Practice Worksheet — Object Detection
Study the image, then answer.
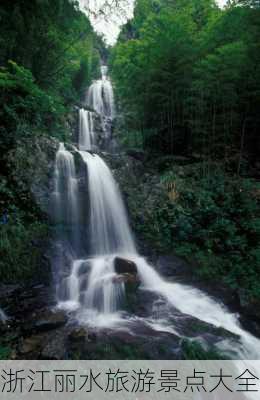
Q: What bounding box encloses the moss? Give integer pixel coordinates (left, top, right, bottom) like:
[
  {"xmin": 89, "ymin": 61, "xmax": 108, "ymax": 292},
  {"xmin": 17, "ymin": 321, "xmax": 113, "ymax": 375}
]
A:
[
  {"xmin": 0, "ymin": 343, "xmax": 12, "ymax": 360},
  {"xmin": 0, "ymin": 347, "xmax": 11, "ymax": 360},
  {"xmin": 181, "ymin": 339, "xmax": 225, "ymax": 360},
  {"xmin": 0, "ymin": 218, "xmax": 50, "ymax": 284}
]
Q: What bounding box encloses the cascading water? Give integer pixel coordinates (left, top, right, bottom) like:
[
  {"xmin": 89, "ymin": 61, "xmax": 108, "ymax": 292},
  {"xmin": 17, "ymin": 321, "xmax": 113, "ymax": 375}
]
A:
[
  {"xmin": 86, "ymin": 65, "xmax": 115, "ymax": 150},
  {"xmin": 79, "ymin": 109, "xmax": 95, "ymax": 151},
  {"xmin": 53, "ymin": 143, "xmax": 79, "ymax": 250},
  {"xmin": 87, "ymin": 65, "xmax": 115, "ymax": 119},
  {"xmin": 54, "ymin": 144, "xmax": 79, "ymax": 225},
  {"xmin": 53, "ymin": 65, "xmax": 260, "ymax": 360},
  {"xmin": 79, "ymin": 151, "xmax": 136, "ymax": 256},
  {"xmin": 76, "ymin": 151, "xmax": 136, "ymax": 318}
]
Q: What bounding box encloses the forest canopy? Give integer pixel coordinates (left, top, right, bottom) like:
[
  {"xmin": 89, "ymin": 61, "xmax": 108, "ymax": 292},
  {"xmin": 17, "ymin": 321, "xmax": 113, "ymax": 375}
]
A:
[
  {"xmin": 0, "ymin": 0, "xmax": 101, "ymax": 152},
  {"xmin": 111, "ymin": 0, "xmax": 260, "ymax": 172}
]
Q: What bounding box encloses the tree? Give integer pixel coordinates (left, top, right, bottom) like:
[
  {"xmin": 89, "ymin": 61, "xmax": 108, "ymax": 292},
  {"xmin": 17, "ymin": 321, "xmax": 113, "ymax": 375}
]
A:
[{"xmin": 111, "ymin": 0, "xmax": 260, "ymax": 168}]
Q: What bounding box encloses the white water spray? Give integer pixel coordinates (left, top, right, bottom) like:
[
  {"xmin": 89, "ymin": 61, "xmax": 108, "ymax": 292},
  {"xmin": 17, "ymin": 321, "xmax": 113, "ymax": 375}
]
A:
[
  {"xmin": 76, "ymin": 151, "xmax": 136, "ymax": 314},
  {"xmin": 79, "ymin": 109, "xmax": 95, "ymax": 151},
  {"xmin": 79, "ymin": 151, "xmax": 136, "ymax": 256},
  {"xmin": 132, "ymin": 256, "xmax": 260, "ymax": 359},
  {"xmin": 54, "ymin": 143, "xmax": 79, "ymax": 227},
  {"xmin": 87, "ymin": 68, "xmax": 115, "ymax": 119}
]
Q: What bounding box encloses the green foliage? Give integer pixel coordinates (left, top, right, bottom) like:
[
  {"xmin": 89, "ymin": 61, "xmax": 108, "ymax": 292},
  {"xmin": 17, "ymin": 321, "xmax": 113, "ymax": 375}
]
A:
[
  {"xmin": 0, "ymin": 344, "xmax": 12, "ymax": 360},
  {"xmin": 169, "ymin": 167, "xmax": 260, "ymax": 300},
  {"xmin": 111, "ymin": 0, "xmax": 260, "ymax": 309},
  {"xmin": 111, "ymin": 0, "xmax": 260, "ymax": 165},
  {"xmin": 71, "ymin": 341, "xmax": 149, "ymax": 360},
  {"xmin": 0, "ymin": 61, "xmax": 65, "ymax": 150},
  {"xmin": 0, "ymin": 0, "xmax": 99, "ymax": 91},
  {"xmin": 0, "ymin": 214, "xmax": 50, "ymax": 284},
  {"xmin": 132, "ymin": 162, "xmax": 260, "ymax": 304},
  {"xmin": 181, "ymin": 339, "xmax": 225, "ymax": 360},
  {"xmin": 0, "ymin": 0, "xmax": 101, "ymax": 153},
  {"xmin": 0, "ymin": 164, "xmax": 51, "ymax": 285}
]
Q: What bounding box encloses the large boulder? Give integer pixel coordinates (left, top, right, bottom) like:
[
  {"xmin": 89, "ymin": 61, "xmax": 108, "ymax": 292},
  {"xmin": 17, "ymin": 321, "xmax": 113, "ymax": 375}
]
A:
[
  {"xmin": 114, "ymin": 257, "xmax": 138, "ymax": 275},
  {"xmin": 32, "ymin": 310, "xmax": 67, "ymax": 333}
]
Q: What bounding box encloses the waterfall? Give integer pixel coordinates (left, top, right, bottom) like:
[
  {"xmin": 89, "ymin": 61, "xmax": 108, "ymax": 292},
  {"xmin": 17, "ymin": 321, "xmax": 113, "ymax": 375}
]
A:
[
  {"xmin": 79, "ymin": 151, "xmax": 136, "ymax": 256},
  {"xmin": 79, "ymin": 109, "xmax": 95, "ymax": 151},
  {"xmin": 86, "ymin": 65, "xmax": 115, "ymax": 150},
  {"xmin": 133, "ymin": 256, "xmax": 260, "ymax": 359},
  {"xmin": 83, "ymin": 256, "xmax": 124, "ymax": 314},
  {"xmin": 54, "ymin": 144, "xmax": 79, "ymax": 225},
  {"xmin": 53, "ymin": 143, "xmax": 80, "ymax": 252},
  {"xmin": 53, "ymin": 66, "xmax": 260, "ymax": 359},
  {"xmin": 87, "ymin": 68, "xmax": 115, "ymax": 119},
  {"xmin": 76, "ymin": 151, "xmax": 135, "ymax": 314}
]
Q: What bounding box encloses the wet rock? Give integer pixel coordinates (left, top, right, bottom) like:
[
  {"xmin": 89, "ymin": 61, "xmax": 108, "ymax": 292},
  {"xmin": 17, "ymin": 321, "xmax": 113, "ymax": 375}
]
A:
[
  {"xmin": 156, "ymin": 255, "xmax": 190, "ymax": 277},
  {"xmin": 0, "ymin": 284, "xmax": 21, "ymax": 301},
  {"xmin": 32, "ymin": 310, "xmax": 67, "ymax": 333},
  {"xmin": 68, "ymin": 328, "xmax": 98, "ymax": 359},
  {"xmin": 113, "ymin": 273, "xmax": 138, "ymax": 285},
  {"xmin": 114, "ymin": 257, "xmax": 138, "ymax": 275},
  {"xmin": 78, "ymin": 261, "xmax": 90, "ymax": 276},
  {"xmin": 41, "ymin": 330, "xmax": 67, "ymax": 360},
  {"xmin": 135, "ymin": 290, "xmax": 162, "ymax": 317},
  {"xmin": 126, "ymin": 149, "xmax": 145, "ymax": 162},
  {"xmin": 68, "ymin": 327, "xmax": 181, "ymax": 360},
  {"xmin": 239, "ymin": 316, "xmax": 260, "ymax": 338},
  {"xmin": 115, "ymin": 272, "xmax": 140, "ymax": 312},
  {"xmin": 19, "ymin": 335, "xmax": 44, "ymax": 357},
  {"xmin": 7, "ymin": 136, "xmax": 59, "ymax": 216},
  {"xmin": 68, "ymin": 328, "xmax": 87, "ymax": 343},
  {"xmin": 239, "ymin": 298, "xmax": 260, "ymax": 337},
  {"xmin": 50, "ymin": 240, "xmax": 74, "ymax": 279},
  {"xmin": 3, "ymin": 285, "xmax": 53, "ymax": 319}
]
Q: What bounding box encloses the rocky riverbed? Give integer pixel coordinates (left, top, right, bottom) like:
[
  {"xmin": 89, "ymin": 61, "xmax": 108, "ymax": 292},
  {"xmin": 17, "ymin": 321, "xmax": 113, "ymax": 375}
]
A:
[{"xmin": 0, "ymin": 253, "xmax": 251, "ymax": 361}]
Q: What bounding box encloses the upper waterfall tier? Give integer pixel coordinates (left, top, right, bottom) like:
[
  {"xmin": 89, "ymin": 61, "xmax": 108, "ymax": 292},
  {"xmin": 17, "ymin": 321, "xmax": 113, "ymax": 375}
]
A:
[{"xmin": 86, "ymin": 66, "xmax": 115, "ymax": 120}]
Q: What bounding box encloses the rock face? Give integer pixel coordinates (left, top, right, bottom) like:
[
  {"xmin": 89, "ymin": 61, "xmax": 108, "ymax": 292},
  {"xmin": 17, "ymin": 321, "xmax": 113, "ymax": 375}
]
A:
[
  {"xmin": 19, "ymin": 335, "xmax": 44, "ymax": 357},
  {"xmin": 41, "ymin": 330, "xmax": 67, "ymax": 360},
  {"xmin": 8, "ymin": 136, "xmax": 59, "ymax": 216},
  {"xmin": 68, "ymin": 327, "xmax": 88, "ymax": 343},
  {"xmin": 113, "ymin": 257, "xmax": 140, "ymax": 313},
  {"xmin": 103, "ymin": 151, "xmax": 167, "ymax": 256},
  {"xmin": 72, "ymin": 105, "xmax": 111, "ymax": 151},
  {"xmin": 114, "ymin": 257, "xmax": 138, "ymax": 275},
  {"xmin": 31, "ymin": 310, "xmax": 67, "ymax": 333}
]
